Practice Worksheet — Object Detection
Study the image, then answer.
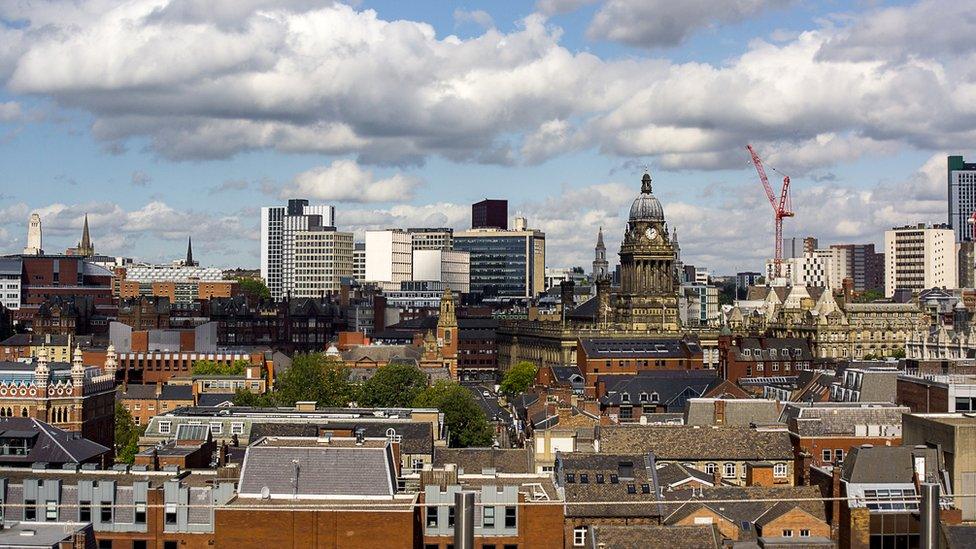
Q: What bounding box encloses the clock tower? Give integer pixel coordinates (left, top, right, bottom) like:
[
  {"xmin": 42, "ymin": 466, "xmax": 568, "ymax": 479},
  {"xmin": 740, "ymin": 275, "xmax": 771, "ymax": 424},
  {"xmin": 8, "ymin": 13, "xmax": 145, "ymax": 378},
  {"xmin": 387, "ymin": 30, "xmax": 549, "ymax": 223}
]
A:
[{"xmin": 615, "ymin": 172, "xmax": 680, "ymax": 332}]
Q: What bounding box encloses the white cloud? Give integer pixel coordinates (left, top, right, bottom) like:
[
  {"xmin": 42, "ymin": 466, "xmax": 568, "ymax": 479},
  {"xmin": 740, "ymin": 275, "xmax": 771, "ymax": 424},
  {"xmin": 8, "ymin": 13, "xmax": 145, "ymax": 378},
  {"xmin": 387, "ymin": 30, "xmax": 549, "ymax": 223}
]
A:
[
  {"xmin": 283, "ymin": 159, "xmax": 423, "ymax": 203},
  {"xmin": 587, "ymin": 0, "xmax": 791, "ymax": 48},
  {"xmin": 535, "ymin": 0, "xmax": 597, "ymax": 16},
  {"xmin": 453, "ymin": 9, "xmax": 493, "ymax": 29}
]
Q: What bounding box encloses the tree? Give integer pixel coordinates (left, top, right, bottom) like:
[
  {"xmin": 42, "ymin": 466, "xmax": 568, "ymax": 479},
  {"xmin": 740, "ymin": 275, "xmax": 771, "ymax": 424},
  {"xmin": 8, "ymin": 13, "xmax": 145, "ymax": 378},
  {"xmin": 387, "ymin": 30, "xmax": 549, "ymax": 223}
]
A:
[
  {"xmin": 414, "ymin": 381, "xmax": 494, "ymax": 448},
  {"xmin": 854, "ymin": 289, "xmax": 884, "ymax": 303},
  {"xmin": 232, "ymin": 388, "xmax": 275, "ymax": 407},
  {"xmin": 500, "ymin": 361, "xmax": 537, "ymax": 397},
  {"xmin": 360, "ymin": 363, "xmax": 429, "ymax": 407},
  {"xmin": 236, "ymin": 277, "xmax": 271, "ymax": 301},
  {"xmin": 718, "ymin": 278, "xmax": 737, "ymax": 306},
  {"xmin": 273, "ymin": 353, "xmax": 356, "ymax": 407},
  {"xmin": 192, "ymin": 359, "xmax": 248, "ymax": 376},
  {"xmin": 890, "ymin": 348, "xmax": 906, "ymax": 359},
  {"xmin": 114, "ymin": 403, "xmax": 142, "ymax": 464}
]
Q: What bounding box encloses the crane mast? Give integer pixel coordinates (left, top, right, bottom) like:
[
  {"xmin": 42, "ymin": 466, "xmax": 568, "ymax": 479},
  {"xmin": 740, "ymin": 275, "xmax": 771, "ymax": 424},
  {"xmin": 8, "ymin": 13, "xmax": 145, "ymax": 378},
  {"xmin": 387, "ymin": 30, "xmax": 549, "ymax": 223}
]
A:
[{"xmin": 747, "ymin": 144, "xmax": 794, "ymax": 280}]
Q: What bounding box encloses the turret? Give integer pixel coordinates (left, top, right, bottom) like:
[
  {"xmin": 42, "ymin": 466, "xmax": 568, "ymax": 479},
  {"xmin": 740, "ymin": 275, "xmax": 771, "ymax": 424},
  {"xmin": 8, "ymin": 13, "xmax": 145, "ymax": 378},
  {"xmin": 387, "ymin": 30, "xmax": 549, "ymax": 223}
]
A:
[
  {"xmin": 104, "ymin": 344, "xmax": 118, "ymax": 378},
  {"xmin": 71, "ymin": 345, "xmax": 85, "ymax": 390},
  {"xmin": 34, "ymin": 348, "xmax": 49, "ymax": 390}
]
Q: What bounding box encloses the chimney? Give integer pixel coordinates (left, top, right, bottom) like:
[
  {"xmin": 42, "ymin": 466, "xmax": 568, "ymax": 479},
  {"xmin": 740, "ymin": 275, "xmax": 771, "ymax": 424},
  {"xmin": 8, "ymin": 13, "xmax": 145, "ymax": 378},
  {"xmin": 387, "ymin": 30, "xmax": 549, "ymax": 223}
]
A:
[
  {"xmin": 714, "ymin": 400, "xmax": 726, "ymax": 425},
  {"xmin": 155, "ymin": 380, "xmax": 162, "ymax": 398},
  {"xmin": 712, "ymin": 468, "xmax": 722, "ymax": 487}
]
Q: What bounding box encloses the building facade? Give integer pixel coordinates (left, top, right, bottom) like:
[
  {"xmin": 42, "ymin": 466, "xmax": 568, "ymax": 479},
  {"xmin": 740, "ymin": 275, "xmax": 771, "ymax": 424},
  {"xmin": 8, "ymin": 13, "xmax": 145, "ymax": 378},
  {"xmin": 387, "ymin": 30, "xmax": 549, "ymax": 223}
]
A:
[
  {"xmin": 291, "ymin": 229, "xmax": 353, "ymax": 297},
  {"xmin": 454, "ymin": 220, "xmax": 546, "ymax": 299},
  {"xmin": 407, "ymin": 227, "xmax": 454, "ymax": 250},
  {"xmin": 411, "ymin": 249, "xmax": 470, "ymax": 294},
  {"xmin": 884, "ymin": 223, "xmax": 957, "ymax": 297},
  {"xmin": 472, "ymin": 199, "xmax": 508, "ymax": 230},
  {"xmin": 948, "ymin": 155, "xmax": 976, "ymax": 243},
  {"xmin": 260, "ymin": 198, "xmax": 336, "ymax": 301},
  {"xmin": 364, "ymin": 229, "xmax": 413, "ymax": 289}
]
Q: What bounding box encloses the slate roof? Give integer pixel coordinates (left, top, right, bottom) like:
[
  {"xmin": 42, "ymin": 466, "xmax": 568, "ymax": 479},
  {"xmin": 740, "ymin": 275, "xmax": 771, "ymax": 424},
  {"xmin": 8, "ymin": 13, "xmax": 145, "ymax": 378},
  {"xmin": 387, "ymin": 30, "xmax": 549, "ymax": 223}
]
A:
[
  {"xmin": 0, "ymin": 418, "xmax": 109, "ymax": 465},
  {"xmin": 197, "ymin": 393, "xmax": 234, "ymax": 407},
  {"xmin": 238, "ymin": 438, "xmax": 396, "ymax": 498},
  {"xmin": 780, "ymin": 402, "xmax": 908, "ymax": 437},
  {"xmin": 580, "ymin": 338, "xmax": 701, "ymax": 359},
  {"xmin": 433, "ymin": 448, "xmax": 533, "ymax": 474},
  {"xmin": 120, "ymin": 384, "xmax": 194, "ymax": 402},
  {"xmin": 730, "ymin": 337, "xmax": 813, "ymax": 362},
  {"xmin": 550, "ymin": 365, "xmax": 584, "ymax": 384},
  {"xmin": 597, "ymin": 425, "xmax": 793, "ymax": 460},
  {"xmin": 160, "ymin": 385, "xmax": 194, "ymax": 401},
  {"xmin": 654, "ymin": 462, "xmax": 714, "ymax": 488},
  {"xmin": 558, "ymin": 453, "xmax": 661, "ymax": 518},
  {"xmin": 341, "ymin": 345, "xmax": 421, "ymax": 364},
  {"xmin": 841, "ymin": 445, "xmax": 939, "ymax": 484},
  {"xmin": 662, "ymin": 485, "xmax": 827, "ymax": 527},
  {"xmin": 588, "ymin": 525, "xmax": 722, "ymax": 549},
  {"xmin": 685, "ymin": 399, "xmax": 782, "ymax": 427},
  {"xmin": 247, "ymin": 421, "xmax": 434, "ymax": 456},
  {"xmin": 944, "ymin": 525, "xmax": 976, "ymax": 549},
  {"xmin": 0, "ymin": 258, "xmax": 22, "ymax": 276},
  {"xmin": 598, "ymin": 370, "xmax": 722, "ymax": 412}
]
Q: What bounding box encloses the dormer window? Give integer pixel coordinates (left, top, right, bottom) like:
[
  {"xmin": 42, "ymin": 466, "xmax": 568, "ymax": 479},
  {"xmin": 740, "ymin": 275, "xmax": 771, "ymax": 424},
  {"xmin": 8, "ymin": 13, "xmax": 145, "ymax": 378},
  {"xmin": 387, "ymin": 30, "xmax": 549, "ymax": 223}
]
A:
[
  {"xmin": 621, "ymin": 393, "xmax": 630, "ymax": 403},
  {"xmin": 650, "ymin": 392, "xmax": 659, "ymax": 403},
  {"xmin": 770, "ymin": 349, "xmax": 777, "ymax": 358},
  {"xmin": 639, "ymin": 392, "xmax": 648, "ymax": 403},
  {"xmin": 742, "ymin": 349, "xmax": 751, "ymax": 357}
]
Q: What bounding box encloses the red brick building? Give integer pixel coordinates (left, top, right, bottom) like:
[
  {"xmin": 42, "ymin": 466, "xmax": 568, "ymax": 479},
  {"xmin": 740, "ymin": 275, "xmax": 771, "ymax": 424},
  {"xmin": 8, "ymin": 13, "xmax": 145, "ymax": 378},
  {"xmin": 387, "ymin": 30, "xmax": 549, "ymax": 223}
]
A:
[
  {"xmin": 718, "ymin": 335, "xmax": 814, "ymax": 385},
  {"xmin": 576, "ymin": 337, "xmax": 704, "ymax": 390}
]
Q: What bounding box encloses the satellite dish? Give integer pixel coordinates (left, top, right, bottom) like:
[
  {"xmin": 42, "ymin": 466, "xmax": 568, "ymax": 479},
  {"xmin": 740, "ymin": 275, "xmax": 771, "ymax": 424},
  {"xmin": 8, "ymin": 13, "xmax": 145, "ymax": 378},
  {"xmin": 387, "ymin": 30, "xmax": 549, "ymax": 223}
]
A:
[{"xmin": 260, "ymin": 486, "xmax": 270, "ymax": 499}]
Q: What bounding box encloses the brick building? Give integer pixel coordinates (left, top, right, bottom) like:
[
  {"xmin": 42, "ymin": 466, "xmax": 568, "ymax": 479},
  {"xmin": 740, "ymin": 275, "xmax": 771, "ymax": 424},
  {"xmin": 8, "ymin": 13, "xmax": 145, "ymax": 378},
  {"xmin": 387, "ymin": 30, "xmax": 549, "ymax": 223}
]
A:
[
  {"xmin": 117, "ymin": 295, "xmax": 172, "ymax": 330},
  {"xmin": 896, "ymin": 372, "xmax": 976, "ymax": 413},
  {"xmin": 120, "ymin": 383, "xmax": 195, "ymax": 427},
  {"xmin": 576, "ymin": 338, "xmax": 704, "ymax": 390},
  {"xmin": 10, "ymin": 255, "xmax": 115, "ymax": 333},
  {"xmin": 208, "ymin": 295, "xmax": 346, "ymax": 353},
  {"xmin": 718, "ymin": 335, "xmax": 814, "ymax": 385}
]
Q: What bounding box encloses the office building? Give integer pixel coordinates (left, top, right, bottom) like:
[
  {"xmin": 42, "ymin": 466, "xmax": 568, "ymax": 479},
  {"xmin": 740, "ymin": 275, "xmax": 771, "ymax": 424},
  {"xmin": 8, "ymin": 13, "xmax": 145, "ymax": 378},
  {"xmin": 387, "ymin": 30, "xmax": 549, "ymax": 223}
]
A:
[
  {"xmin": 948, "ymin": 155, "xmax": 976, "ymax": 243},
  {"xmin": 829, "ymin": 243, "xmax": 885, "ymax": 292},
  {"xmin": 291, "ymin": 229, "xmax": 354, "ymax": 297},
  {"xmin": 353, "ymin": 241, "xmax": 366, "ymax": 282},
  {"xmin": 407, "ymin": 227, "xmax": 454, "ymax": 250},
  {"xmin": 412, "ymin": 249, "xmax": 470, "ymax": 293},
  {"xmin": 783, "ymin": 236, "xmax": 818, "ymax": 259},
  {"xmin": 260, "ymin": 198, "xmax": 335, "ymax": 301},
  {"xmin": 0, "ymin": 258, "xmax": 21, "ymax": 311},
  {"xmin": 813, "ymin": 247, "xmax": 850, "ymax": 290},
  {"xmin": 766, "ymin": 253, "xmax": 827, "ymax": 287},
  {"xmin": 454, "ymin": 216, "xmax": 545, "ymax": 299},
  {"xmin": 471, "ymin": 199, "xmax": 508, "ymax": 230},
  {"xmin": 117, "ymin": 264, "xmax": 237, "ymax": 303},
  {"xmin": 22, "ymin": 213, "xmax": 42, "ymax": 255},
  {"xmin": 884, "ymin": 223, "xmax": 957, "ymax": 297},
  {"xmin": 365, "ymin": 229, "xmax": 413, "ymax": 289},
  {"xmin": 736, "ymin": 271, "xmax": 762, "ymax": 290}
]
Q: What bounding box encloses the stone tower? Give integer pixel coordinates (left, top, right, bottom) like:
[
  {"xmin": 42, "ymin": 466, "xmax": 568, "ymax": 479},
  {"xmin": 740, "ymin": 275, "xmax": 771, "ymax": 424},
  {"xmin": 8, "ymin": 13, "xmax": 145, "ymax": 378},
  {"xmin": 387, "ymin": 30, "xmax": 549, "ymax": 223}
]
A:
[
  {"xmin": 23, "ymin": 213, "xmax": 42, "ymax": 255},
  {"xmin": 436, "ymin": 288, "xmax": 459, "ymax": 379},
  {"xmin": 592, "ymin": 227, "xmax": 609, "ymax": 280}
]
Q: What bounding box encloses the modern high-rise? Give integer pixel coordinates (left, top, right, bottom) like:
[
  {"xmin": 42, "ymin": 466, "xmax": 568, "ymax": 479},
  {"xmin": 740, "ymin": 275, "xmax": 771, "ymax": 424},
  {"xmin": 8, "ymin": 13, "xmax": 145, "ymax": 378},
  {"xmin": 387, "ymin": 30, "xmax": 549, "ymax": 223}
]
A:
[
  {"xmin": 454, "ymin": 216, "xmax": 545, "ymax": 299},
  {"xmin": 471, "ymin": 199, "xmax": 508, "ymax": 230},
  {"xmin": 0, "ymin": 258, "xmax": 22, "ymax": 311},
  {"xmin": 783, "ymin": 236, "xmax": 818, "ymax": 259},
  {"xmin": 813, "ymin": 247, "xmax": 850, "ymax": 290},
  {"xmin": 884, "ymin": 223, "xmax": 957, "ymax": 297},
  {"xmin": 948, "ymin": 155, "xmax": 976, "ymax": 243},
  {"xmin": 260, "ymin": 199, "xmax": 335, "ymax": 300},
  {"xmin": 364, "ymin": 229, "xmax": 412, "ymax": 289},
  {"xmin": 830, "ymin": 243, "xmax": 885, "ymax": 292},
  {"xmin": 291, "ymin": 229, "xmax": 354, "ymax": 297},
  {"xmin": 766, "ymin": 253, "xmax": 828, "ymax": 288},
  {"xmin": 23, "ymin": 213, "xmax": 42, "ymax": 255},
  {"xmin": 412, "ymin": 249, "xmax": 470, "ymax": 293},
  {"xmin": 352, "ymin": 242, "xmax": 366, "ymax": 282},
  {"xmin": 407, "ymin": 227, "xmax": 454, "ymax": 250}
]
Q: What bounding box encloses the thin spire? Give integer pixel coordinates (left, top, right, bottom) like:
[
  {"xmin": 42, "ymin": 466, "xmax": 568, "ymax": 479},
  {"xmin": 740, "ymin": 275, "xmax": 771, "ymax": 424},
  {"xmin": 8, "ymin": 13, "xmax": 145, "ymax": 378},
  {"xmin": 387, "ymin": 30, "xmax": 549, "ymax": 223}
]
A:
[
  {"xmin": 80, "ymin": 214, "xmax": 91, "ymax": 249},
  {"xmin": 186, "ymin": 236, "xmax": 194, "ymax": 266},
  {"xmin": 596, "ymin": 226, "xmax": 605, "ymax": 248}
]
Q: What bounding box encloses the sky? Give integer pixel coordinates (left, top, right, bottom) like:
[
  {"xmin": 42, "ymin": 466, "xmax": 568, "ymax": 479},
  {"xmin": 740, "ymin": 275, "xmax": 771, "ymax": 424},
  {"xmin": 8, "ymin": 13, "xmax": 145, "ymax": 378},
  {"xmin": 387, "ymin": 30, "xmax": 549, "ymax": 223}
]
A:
[{"xmin": 0, "ymin": 0, "xmax": 969, "ymax": 274}]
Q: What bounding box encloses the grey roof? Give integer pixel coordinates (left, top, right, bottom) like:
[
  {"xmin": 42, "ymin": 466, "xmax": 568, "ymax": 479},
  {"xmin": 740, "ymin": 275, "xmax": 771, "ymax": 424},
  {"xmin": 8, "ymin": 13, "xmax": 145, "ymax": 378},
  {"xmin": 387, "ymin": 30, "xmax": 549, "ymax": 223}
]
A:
[
  {"xmin": 247, "ymin": 421, "xmax": 434, "ymax": 456},
  {"xmin": 599, "ymin": 371, "xmax": 723, "ymax": 412},
  {"xmin": 841, "ymin": 445, "xmax": 939, "ymax": 484},
  {"xmin": 433, "ymin": 448, "xmax": 533, "ymax": 474},
  {"xmin": 663, "ymin": 486, "xmax": 827, "ymax": 528},
  {"xmin": 238, "ymin": 440, "xmax": 396, "ymax": 498},
  {"xmin": 685, "ymin": 399, "xmax": 782, "ymax": 427},
  {"xmin": 580, "ymin": 338, "xmax": 700, "ymax": 359},
  {"xmin": 589, "ymin": 525, "xmax": 721, "ymax": 549},
  {"xmin": 340, "ymin": 345, "xmax": 420, "ymax": 364},
  {"xmin": 120, "ymin": 384, "xmax": 159, "ymax": 400},
  {"xmin": 0, "ymin": 418, "xmax": 109, "ymax": 465},
  {"xmin": 558, "ymin": 453, "xmax": 660, "ymax": 518},
  {"xmin": 197, "ymin": 393, "xmax": 235, "ymax": 407},
  {"xmin": 0, "ymin": 258, "xmax": 22, "ymax": 276},
  {"xmin": 160, "ymin": 385, "xmax": 194, "ymax": 401},
  {"xmin": 944, "ymin": 525, "xmax": 976, "ymax": 549},
  {"xmin": 598, "ymin": 425, "xmax": 793, "ymax": 460},
  {"xmin": 780, "ymin": 402, "xmax": 908, "ymax": 437},
  {"xmin": 730, "ymin": 337, "xmax": 813, "ymax": 362},
  {"xmin": 0, "ymin": 521, "xmax": 91, "ymax": 547}
]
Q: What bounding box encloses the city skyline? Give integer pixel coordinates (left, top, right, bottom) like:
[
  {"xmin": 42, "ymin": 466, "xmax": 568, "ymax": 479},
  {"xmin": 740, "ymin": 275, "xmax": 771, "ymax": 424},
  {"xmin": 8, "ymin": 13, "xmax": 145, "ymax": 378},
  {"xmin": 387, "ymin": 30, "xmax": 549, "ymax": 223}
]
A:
[{"xmin": 0, "ymin": 0, "xmax": 965, "ymax": 272}]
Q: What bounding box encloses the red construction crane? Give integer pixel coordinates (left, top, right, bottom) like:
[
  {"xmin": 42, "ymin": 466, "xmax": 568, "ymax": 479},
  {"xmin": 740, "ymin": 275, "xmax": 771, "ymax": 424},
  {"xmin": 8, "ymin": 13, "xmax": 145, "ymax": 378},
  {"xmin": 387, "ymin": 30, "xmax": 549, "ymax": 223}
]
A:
[{"xmin": 746, "ymin": 144, "xmax": 793, "ymax": 279}]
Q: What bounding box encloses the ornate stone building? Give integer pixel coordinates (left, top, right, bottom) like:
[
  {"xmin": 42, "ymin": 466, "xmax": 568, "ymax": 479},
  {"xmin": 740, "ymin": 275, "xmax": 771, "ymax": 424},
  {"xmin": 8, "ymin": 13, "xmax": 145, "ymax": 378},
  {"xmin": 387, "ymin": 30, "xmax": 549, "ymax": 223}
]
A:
[
  {"xmin": 0, "ymin": 345, "xmax": 116, "ymax": 449},
  {"xmin": 498, "ymin": 173, "xmax": 706, "ymax": 371}
]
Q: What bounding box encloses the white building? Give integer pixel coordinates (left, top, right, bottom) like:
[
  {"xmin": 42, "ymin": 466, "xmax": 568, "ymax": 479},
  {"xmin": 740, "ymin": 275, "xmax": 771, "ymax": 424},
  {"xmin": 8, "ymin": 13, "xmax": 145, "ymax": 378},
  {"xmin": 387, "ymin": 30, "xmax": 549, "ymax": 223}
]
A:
[
  {"xmin": 813, "ymin": 247, "xmax": 851, "ymax": 290},
  {"xmin": 544, "ymin": 268, "xmax": 587, "ymax": 291},
  {"xmin": 365, "ymin": 229, "xmax": 412, "ymax": 289},
  {"xmin": 291, "ymin": 229, "xmax": 354, "ymax": 297},
  {"xmin": 766, "ymin": 253, "xmax": 828, "ymax": 288},
  {"xmin": 884, "ymin": 224, "xmax": 957, "ymax": 297},
  {"xmin": 353, "ymin": 242, "xmax": 366, "ymax": 282},
  {"xmin": 407, "ymin": 228, "xmax": 453, "ymax": 251},
  {"xmin": 411, "ymin": 249, "xmax": 470, "ymax": 293},
  {"xmin": 260, "ymin": 199, "xmax": 336, "ymax": 301},
  {"xmin": 23, "ymin": 213, "xmax": 42, "ymax": 255},
  {"xmin": 0, "ymin": 258, "xmax": 22, "ymax": 311}
]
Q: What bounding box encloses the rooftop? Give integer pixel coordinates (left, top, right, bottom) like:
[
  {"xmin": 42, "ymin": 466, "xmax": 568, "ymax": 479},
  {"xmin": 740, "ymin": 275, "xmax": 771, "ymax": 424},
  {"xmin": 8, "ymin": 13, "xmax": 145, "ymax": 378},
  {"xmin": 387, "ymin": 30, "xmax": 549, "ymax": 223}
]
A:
[{"xmin": 597, "ymin": 425, "xmax": 793, "ymax": 461}]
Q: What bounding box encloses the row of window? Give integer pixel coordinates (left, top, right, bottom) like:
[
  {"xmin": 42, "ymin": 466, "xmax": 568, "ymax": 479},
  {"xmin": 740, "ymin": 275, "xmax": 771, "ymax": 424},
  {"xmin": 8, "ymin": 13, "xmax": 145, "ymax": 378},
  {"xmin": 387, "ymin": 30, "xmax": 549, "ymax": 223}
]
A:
[
  {"xmin": 425, "ymin": 505, "xmax": 516, "ymax": 530},
  {"xmin": 157, "ymin": 421, "xmax": 244, "ymax": 436},
  {"xmin": 702, "ymin": 462, "xmax": 788, "ymax": 478}
]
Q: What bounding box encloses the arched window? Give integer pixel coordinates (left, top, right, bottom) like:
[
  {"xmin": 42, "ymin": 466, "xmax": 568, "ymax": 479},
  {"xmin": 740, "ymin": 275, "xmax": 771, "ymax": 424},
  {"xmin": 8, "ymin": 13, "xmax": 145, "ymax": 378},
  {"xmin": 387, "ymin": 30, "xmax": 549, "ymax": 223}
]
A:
[
  {"xmin": 21, "ymin": 407, "xmax": 28, "ymax": 418},
  {"xmin": 705, "ymin": 463, "xmax": 717, "ymax": 475}
]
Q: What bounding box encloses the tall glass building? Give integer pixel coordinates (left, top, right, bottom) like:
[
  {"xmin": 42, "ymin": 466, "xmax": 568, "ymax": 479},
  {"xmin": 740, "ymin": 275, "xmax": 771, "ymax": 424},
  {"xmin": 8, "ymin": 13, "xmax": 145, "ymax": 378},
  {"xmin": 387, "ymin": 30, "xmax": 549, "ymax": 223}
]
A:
[{"xmin": 454, "ymin": 220, "xmax": 545, "ymax": 299}]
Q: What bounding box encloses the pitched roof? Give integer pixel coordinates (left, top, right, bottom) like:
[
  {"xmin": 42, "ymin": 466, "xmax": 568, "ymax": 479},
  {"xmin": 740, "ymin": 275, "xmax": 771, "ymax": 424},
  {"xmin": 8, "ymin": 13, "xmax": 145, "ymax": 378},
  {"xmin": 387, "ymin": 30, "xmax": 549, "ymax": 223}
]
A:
[
  {"xmin": 433, "ymin": 448, "xmax": 533, "ymax": 474},
  {"xmin": 663, "ymin": 485, "xmax": 826, "ymax": 527},
  {"xmin": 588, "ymin": 525, "xmax": 722, "ymax": 549},
  {"xmin": 685, "ymin": 399, "xmax": 782, "ymax": 427},
  {"xmin": 780, "ymin": 402, "xmax": 908, "ymax": 437},
  {"xmin": 0, "ymin": 417, "xmax": 108, "ymax": 465},
  {"xmin": 580, "ymin": 338, "xmax": 700, "ymax": 359},
  {"xmin": 841, "ymin": 445, "xmax": 938, "ymax": 484},
  {"xmin": 598, "ymin": 425, "xmax": 793, "ymax": 460},
  {"xmin": 559, "ymin": 453, "xmax": 660, "ymax": 518}
]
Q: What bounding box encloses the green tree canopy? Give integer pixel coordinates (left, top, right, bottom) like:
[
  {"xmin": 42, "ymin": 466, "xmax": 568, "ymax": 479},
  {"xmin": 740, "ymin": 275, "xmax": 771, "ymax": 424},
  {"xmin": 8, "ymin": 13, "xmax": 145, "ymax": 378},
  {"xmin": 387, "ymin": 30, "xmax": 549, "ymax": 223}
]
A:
[
  {"xmin": 360, "ymin": 363, "xmax": 429, "ymax": 407},
  {"xmin": 273, "ymin": 353, "xmax": 357, "ymax": 407},
  {"xmin": 236, "ymin": 277, "xmax": 271, "ymax": 301},
  {"xmin": 192, "ymin": 359, "xmax": 248, "ymax": 376},
  {"xmin": 114, "ymin": 402, "xmax": 143, "ymax": 464},
  {"xmin": 500, "ymin": 361, "xmax": 538, "ymax": 397},
  {"xmin": 414, "ymin": 380, "xmax": 494, "ymax": 448},
  {"xmin": 232, "ymin": 388, "xmax": 276, "ymax": 407},
  {"xmin": 854, "ymin": 289, "xmax": 884, "ymax": 303}
]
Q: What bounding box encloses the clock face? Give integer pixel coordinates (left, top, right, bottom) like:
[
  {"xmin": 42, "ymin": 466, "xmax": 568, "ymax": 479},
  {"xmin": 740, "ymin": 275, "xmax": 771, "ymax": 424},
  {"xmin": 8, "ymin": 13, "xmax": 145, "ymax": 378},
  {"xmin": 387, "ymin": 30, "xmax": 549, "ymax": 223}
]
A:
[{"xmin": 646, "ymin": 227, "xmax": 658, "ymax": 240}]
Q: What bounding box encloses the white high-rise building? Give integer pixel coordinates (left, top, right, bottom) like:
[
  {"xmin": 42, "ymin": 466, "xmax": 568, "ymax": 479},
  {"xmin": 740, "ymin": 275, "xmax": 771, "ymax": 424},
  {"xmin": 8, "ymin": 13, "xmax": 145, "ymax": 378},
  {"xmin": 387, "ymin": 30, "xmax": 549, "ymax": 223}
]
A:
[
  {"xmin": 23, "ymin": 213, "xmax": 42, "ymax": 255},
  {"xmin": 813, "ymin": 247, "xmax": 851, "ymax": 290},
  {"xmin": 766, "ymin": 253, "xmax": 828, "ymax": 288},
  {"xmin": 352, "ymin": 242, "xmax": 366, "ymax": 282},
  {"xmin": 407, "ymin": 228, "xmax": 453, "ymax": 251},
  {"xmin": 412, "ymin": 249, "xmax": 470, "ymax": 293},
  {"xmin": 291, "ymin": 230, "xmax": 354, "ymax": 297},
  {"xmin": 884, "ymin": 224, "xmax": 957, "ymax": 297},
  {"xmin": 260, "ymin": 199, "xmax": 336, "ymax": 300},
  {"xmin": 0, "ymin": 258, "xmax": 22, "ymax": 311},
  {"xmin": 364, "ymin": 229, "xmax": 412, "ymax": 289}
]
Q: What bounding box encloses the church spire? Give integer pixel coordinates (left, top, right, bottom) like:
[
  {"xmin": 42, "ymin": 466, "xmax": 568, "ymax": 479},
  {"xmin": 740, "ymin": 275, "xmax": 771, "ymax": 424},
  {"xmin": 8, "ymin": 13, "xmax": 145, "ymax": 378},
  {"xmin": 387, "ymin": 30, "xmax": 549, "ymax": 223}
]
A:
[
  {"xmin": 596, "ymin": 226, "xmax": 605, "ymax": 249},
  {"xmin": 185, "ymin": 236, "xmax": 196, "ymax": 266},
  {"xmin": 80, "ymin": 214, "xmax": 91, "ymax": 250}
]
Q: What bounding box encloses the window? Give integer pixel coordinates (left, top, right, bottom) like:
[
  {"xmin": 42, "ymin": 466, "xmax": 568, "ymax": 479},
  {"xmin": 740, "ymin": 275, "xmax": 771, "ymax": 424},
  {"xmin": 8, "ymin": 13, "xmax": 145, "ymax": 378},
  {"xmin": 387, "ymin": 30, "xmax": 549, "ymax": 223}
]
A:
[
  {"xmin": 822, "ymin": 449, "xmax": 832, "ymax": 462},
  {"xmin": 133, "ymin": 542, "xmax": 147, "ymax": 549},
  {"xmin": 165, "ymin": 504, "xmax": 177, "ymax": 525},
  {"xmin": 800, "ymin": 529, "xmax": 810, "ymax": 537},
  {"xmin": 580, "ymin": 473, "xmax": 589, "ymax": 484},
  {"xmin": 835, "ymin": 449, "xmax": 844, "ymax": 463},
  {"xmin": 135, "ymin": 502, "xmax": 147, "ymax": 524},
  {"xmin": 483, "ymin": 506, "xmax": 495, "ymax": 528},
  {"xmin": 574, "ymin": 526, "xmax": 588, "ymax": 546},
  {"xmin": 45, "ymin": 500, "xmax": 57, "ymax": 521},
  {"xmin": 101, "ymin": 503, "xmax": 113, "ymax": 523},
  {"xmin": 426, "ymin": 506, "xmax": 438, "ymax": 528},
  {"xmin": 448, "ymin": 505, "xmax": 456, "ymax": 527},
  {"xmin": 595, "ymin": 474, "xmax": 605, "ymax": 484},
  {"xmin": 774, "ymin": 463, "xmax": 787, "ymax": 478},
  {"xmin": 24, "ymin": 499, "xmax": 35, "ymax": 520},
  {"xmin": 79, "ymin": 500, "xmax": 91, "ymax": 522},
  {"xmin": 724, "ymin": 463, "xmax": 736, "ymax": 478},
  {"xmin": 610, "ymin": 474, "xmax": 619, "ymax": 484},
  {"xmin": 626, "ymin": 484, "xmax": 637, "ymax": 494},
  {"xmin": 783, "ymin": 529, "xmax": 793, "ymax": 537},
  {"xmin": 705, "ymin": 463, "xmax": 717, "ymax": 475},
  {"xmin": 98, "ymin": 541, "xmax": 112, "ymax": 549},
  {"xmin": 164, "ymin": 542, "xmax": 177, "ymax": 549},
  {"xmin": 231, "ymin": 422, "xmax": 245, "ymax": 435},
  {"xmin": 565, "ymin": 473, "xmax": 576, "ymax": 483},
  {"xmin": 210, "ymin": 423, "xmax": 222, "ymax": 435},
  {"xmin": 641, "ymin": 484, "xmax": 651, "ymax": 494},
  {"xmin": 504, "ymin": 506, "xmax": 516, "ymax": 528},
  {"xmin": 158, "ymin": 421, "xmax": 171, "ymax": 434},
  {"xmin": 503, "ymin": 545, "xmax": 517, "ymax": 549}
]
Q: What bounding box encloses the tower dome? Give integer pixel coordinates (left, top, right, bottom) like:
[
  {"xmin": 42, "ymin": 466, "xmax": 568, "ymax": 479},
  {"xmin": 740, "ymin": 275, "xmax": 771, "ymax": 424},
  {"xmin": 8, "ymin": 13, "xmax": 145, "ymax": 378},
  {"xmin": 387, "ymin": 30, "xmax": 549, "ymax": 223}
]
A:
[{"xmin": 629, "ymin": 172, "xmax": 665, "ymax": 222}]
